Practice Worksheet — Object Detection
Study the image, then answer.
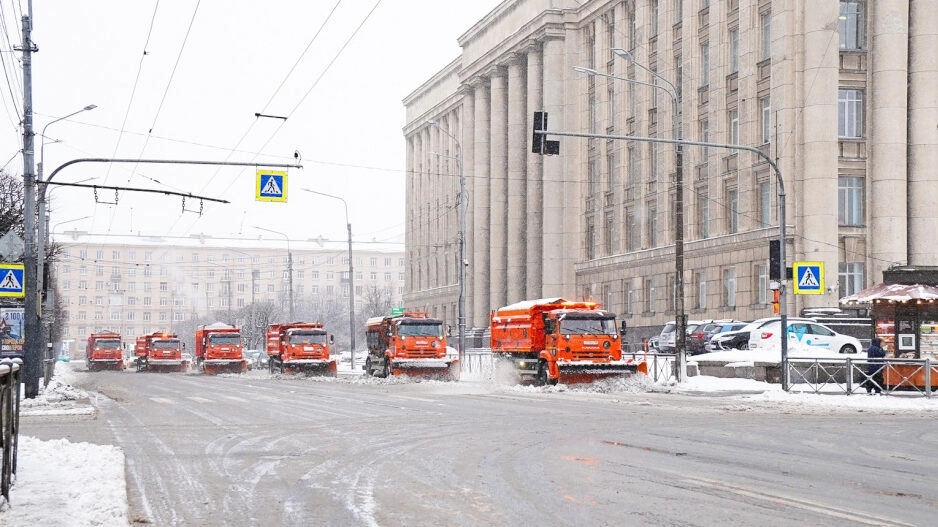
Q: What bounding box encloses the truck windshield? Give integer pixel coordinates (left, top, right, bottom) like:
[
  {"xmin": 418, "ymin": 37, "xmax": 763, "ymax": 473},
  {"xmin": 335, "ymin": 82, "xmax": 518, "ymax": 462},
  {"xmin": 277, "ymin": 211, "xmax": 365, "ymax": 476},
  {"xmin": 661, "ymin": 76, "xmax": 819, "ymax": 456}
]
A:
[
  {"xmin": 289, "ymin": 332, "xmax": 327, "ymax": 345},
  {"xmin": 559, "ymin": 318, "xmax": 617, "ymax": 335},
  {"xmin": 153, "ymin": 340, "xmax": 180, "ymax": 350},
  {"xmin": 397, "ymin": 323, "xmax": 443, "ymax": 337},
  {"xmin": 209, "ymin": 335, "xmax": 241, "ymax": 346},
  {"xmin": 96, "ymin": 340, "xmax": 121, "ymax": 349}
]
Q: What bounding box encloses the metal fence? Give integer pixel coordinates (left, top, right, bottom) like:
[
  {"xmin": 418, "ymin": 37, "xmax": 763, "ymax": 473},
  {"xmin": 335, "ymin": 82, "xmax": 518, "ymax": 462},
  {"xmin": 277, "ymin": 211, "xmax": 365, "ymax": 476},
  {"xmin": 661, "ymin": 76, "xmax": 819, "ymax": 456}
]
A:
[
  {"xmin": 0, "ymin": 358, "xmax": 21, "ymax": 503},
  {"xmin": 459, "ymin": 349, "xmax": 677, "ymax": 385},
  {"xmin": 786, "ymin": 357, "xmax": 936, "ymax": 397}
]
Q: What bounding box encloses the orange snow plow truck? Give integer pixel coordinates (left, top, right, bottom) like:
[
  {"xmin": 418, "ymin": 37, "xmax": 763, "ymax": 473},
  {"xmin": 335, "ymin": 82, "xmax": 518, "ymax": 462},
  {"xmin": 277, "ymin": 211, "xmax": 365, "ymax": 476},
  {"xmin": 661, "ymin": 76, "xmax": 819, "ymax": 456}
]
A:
[
  {"xmin": 364, "ymin": 312, "xmax": 459, "ymax": 380},
  {"xmin": 266, "ymin": 323, "xmax": 337, "ymax": 375},
  {"xmin": 86, "ymin": 331, "xmax": 125, "ymax": 371},
  {"xmin": 134, "ymin": 332, "xmax": 189, "ymax": 372},
  {"xmin": 194, "ymin": 323, "xmax": 246, "ymax": 374},
  {"xmin": 490, "ymin": 298, "xmax": 638, "ymax": 385}
]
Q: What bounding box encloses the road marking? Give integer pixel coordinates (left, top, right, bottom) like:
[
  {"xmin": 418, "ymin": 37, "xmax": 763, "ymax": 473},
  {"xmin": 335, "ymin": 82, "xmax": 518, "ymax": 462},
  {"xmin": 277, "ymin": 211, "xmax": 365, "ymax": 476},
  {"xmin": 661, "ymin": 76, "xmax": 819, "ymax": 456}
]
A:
[
  {"xmin": 149, "ymin": 397, "xmax": 175, "ymax": 405},
  {"xmin": 682, "ymin": 474, "xmax": 917, "ymax": 526},
  {"xmin": 186, "ymin": 396, "xmax": 214, "ymax": 404},
  {"xmin": 224, "ymin": 395, "xmax": 249, "ymax": 403}
]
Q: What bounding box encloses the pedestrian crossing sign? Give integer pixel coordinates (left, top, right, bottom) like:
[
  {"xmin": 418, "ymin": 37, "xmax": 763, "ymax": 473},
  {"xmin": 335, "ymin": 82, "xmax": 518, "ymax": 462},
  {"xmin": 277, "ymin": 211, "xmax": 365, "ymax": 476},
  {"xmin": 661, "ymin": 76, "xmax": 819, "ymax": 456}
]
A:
[
  {"xmin": 0, "ymin": 263, "xmax": 25, "ymax": 297},
  {"xmin": 256, "ymin": 170, "xmax": 287, "ymax": 202},
  {"xmin": 793, "ymin": 262, "xmax": 824, "ymax": 295}
]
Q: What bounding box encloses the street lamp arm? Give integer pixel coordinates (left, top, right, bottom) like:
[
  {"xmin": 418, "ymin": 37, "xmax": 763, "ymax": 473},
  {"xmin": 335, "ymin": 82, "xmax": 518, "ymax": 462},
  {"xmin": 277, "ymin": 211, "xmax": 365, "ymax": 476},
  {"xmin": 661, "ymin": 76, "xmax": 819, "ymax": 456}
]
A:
[
  {"xmin": 611, "ymin": 48, "xmax": 679, "ymax": 97},
  {"xmin": 573, "ymin": 66, "xmax": 671, "ymax": 98},
  {"xmin": 300, "ymin": 188, "xmax": 349, "ymax": 225}
]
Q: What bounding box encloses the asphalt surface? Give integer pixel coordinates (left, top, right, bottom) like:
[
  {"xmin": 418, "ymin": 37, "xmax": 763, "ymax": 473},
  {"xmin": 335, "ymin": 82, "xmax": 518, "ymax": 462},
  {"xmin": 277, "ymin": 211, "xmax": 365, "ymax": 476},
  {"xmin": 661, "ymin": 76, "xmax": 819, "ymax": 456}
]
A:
[{"xmin": 21, "ymin": 367, "xmax": 938, "ymax": 526}]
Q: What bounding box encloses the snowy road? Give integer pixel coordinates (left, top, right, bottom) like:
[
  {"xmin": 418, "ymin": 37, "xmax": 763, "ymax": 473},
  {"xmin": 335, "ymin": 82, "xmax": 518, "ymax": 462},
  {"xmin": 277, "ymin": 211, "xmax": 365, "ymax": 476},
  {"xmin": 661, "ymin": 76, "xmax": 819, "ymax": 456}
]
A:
[{"xmin": 21, "ymin": 369, "xmax": 938, "ymax": 526}]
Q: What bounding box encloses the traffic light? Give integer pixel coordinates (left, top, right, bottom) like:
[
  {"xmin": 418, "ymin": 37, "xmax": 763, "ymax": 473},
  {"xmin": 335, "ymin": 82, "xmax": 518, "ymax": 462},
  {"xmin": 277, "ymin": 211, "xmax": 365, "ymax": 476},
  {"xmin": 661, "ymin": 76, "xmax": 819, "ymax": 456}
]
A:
[
  {"xmin": 532, "ymin": 111, "xmax": 559, "ymax": 155},
  {"xmin": 769, "ymin": 239, "xmax": 781, "ymax": 280}
]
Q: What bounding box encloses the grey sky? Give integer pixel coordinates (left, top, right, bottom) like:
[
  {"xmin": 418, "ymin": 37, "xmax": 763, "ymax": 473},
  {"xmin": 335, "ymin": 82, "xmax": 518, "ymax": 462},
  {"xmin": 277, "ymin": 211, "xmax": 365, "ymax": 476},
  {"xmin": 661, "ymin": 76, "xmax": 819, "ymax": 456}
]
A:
[{"xmin": 1, "ymin": 0, "xmax": 500, "ymax": 245}]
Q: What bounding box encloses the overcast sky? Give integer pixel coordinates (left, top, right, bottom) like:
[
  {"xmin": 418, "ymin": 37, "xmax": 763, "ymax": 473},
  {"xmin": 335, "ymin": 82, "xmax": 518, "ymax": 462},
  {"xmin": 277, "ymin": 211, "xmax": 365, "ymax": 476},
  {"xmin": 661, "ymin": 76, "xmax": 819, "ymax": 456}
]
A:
[{"xmin": 0, "ymin": 0, "xmax": 501, "ymax": 246}]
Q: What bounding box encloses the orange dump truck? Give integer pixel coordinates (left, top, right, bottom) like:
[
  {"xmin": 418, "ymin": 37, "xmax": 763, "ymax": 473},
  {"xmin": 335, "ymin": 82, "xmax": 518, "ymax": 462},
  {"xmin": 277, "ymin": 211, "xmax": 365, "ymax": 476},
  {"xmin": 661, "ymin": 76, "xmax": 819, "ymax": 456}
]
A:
[
  {"xmin": 364, "ymin": 312, "xmax": 459, "ymax": 380},
  {"xmin": 194, "ymin": 323, "xmax": 246, "ymax": 374},
  {"xmin": 86, "ymin": 331, "xmax": 125, "ymax": 371},
  {"xmin": 134, "ymin": 332, "xmax": 189, "ymax": 372},
  {"xmin": 490, "ymin": 298, "xmax": 637, "ymax": 385},
  {"xmin": 266, "ymin": 323, "xmax": 337, "ymax": 375}
]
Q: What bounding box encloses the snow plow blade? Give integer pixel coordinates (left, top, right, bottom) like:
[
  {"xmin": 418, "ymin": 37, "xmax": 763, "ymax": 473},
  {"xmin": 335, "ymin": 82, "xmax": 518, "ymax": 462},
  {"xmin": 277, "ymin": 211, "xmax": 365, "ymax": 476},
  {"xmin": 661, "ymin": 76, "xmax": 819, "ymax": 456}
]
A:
[
  {"xmin": 282, "ymin": 360, "xmax": 338, "ymax": 377},
  {"xmin": 202, "ymin": 360, "xmax": 247, "ymax": 375},
  {"xmin": 556, "ymin": 363, "xmax": 637, "ymax": 385},
  {"xmin": 391, "ymin": 360, "xmax": 460, "ymax": 381}
]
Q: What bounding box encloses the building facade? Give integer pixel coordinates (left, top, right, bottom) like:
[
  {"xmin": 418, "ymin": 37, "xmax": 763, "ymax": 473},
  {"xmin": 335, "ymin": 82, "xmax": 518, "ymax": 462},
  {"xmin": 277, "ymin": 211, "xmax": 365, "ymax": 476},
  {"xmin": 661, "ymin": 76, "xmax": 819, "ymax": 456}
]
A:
[
  {"xmin": 403, "ymin": 0, "xmax": 937, "ymax": 333},
  {"xmin": 53, "ymin": 231, "xmax": 405, "ymax": 355}
]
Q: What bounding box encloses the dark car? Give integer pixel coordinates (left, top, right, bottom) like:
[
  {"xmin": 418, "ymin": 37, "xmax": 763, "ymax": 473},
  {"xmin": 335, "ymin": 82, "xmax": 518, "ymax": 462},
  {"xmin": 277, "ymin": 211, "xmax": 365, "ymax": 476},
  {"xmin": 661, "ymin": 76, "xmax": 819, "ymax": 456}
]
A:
[
  {"xmin": 709, "ymin": 317, "xmax": 817, "ymax": 352},
  {"xmin": 698, "ymin": 322, "xmax": 748, "ymax": 353},
  {"xmin": 687, "ymin": 320, "xmax": 743, "ymax": 355}
]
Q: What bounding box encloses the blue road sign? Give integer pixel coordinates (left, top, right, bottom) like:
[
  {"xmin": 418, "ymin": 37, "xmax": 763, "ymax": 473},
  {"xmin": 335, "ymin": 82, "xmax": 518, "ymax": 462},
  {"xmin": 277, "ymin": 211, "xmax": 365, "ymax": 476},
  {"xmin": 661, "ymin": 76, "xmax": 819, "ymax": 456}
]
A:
[
  {"xmin": 0, "ymin": 264, "xmax": 25, "ymax": 297},
  {"xmin": 793, "ymin": 262, "xmax": 824, "ymax": 295},
  {"xmin": 256, "ymin": 170, "xmax": 287, "ymax": 202}
]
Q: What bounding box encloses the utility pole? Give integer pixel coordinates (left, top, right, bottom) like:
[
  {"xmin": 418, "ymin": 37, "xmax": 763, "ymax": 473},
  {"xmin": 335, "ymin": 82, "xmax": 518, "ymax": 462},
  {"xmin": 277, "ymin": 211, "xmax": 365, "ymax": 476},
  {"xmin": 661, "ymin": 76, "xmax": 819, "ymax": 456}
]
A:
[{"xmin": 20, "ymin": 4, "xmax": 42, "ymax": 398}]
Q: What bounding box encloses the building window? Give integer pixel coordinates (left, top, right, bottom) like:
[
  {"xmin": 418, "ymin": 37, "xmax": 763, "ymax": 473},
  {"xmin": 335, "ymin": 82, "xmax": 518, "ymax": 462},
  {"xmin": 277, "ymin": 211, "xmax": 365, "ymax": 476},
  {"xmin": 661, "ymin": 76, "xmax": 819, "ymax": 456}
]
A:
[
  {"xmin": 628, "ymin": 145, "xmax": 638, "ymax": 186},
  {"xmin": 646, "ymin": 202, "xmax": 657, "ymax": 248},
  {"xmin": 759, "ymin": 180, "xmax": 772, "ymax": 228},
  {"xmin": 645, "ymin": 278, "xmax": 656, "ymax": 314},
  {"xmin": 760, "ymin": 97, "xmax": 771, "ymax": 144},
  {"xmin": 696, "ymin": 271, "xmax": 707, "ymax": 309},
  {"xmin": 697, "ymin": 191, "xmax": 710, "ymax": 239},
  {"xmin": 755, "ymin": 264, "xmax": 768, "ymax": 304},
  {"xmin": 838, "ymin": 89, "xmax": 863, "ymax": 138},
  {"xmin": 728, "ymin": 109, "xmax": 739, "ymax": 144},
  {"xmin": 723, "ymin": 267, "xmax": 736, "ymax": 307},
  {"xmin": 760, "ymin": 11, "xmax": 772, "ymax": 61},
  {"xmin": 604, "ymin": 211, "xmax": 615, "ymax": 255},
  {"xmin": 729, "ymin": 27, "xmax": 739, "ymax": 73},
  {"xmin": 839, "ymin": 262, "xmax": 865, "ymax": 298},
  {"xmin": 650, "ymin": 0, "xmax": 659, "ymax": 37},
  {"xmin": 699, "ymin": 42, "xmax": 709, "ymax": 86},
  {"xmin": 839, "ymin": 1, "xmax": 865, "ymax": 50},
  {"xmin": 838, "ymin": 176, "xmax": 864, "ymax": 226},
  {"xmin": 626, "ymin": 210, "xmax": 638, "ymax": 252},
  {"xmin": 726, "ymin": 188, "xmax": 739, "ymax": 234},
  {"xmin": 700, "ymin": 118, "xmax": 709, "ymax": 162}
]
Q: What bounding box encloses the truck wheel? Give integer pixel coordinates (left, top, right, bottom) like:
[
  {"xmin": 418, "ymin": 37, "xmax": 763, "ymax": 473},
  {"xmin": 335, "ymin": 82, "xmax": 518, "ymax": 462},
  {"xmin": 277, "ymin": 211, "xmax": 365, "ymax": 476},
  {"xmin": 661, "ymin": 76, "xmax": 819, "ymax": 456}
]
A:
[
  {"xmin": 364, "ymin": 357, "xmax": 373, "ymax": 376},
  {"xmin": 536, "ymin": 361, "xmax": 558, "ymax": 387},
  {"xmin": 382, "ymin": 359, "xmax": 391, "ymax": 378}
]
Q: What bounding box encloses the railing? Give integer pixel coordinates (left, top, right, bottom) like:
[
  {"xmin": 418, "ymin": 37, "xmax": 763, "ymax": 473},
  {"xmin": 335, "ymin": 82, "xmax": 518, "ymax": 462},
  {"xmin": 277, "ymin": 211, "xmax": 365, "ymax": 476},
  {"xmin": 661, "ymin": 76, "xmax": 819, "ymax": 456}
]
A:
[
  {"xmin": 460, "ymin": 348, "xmax": 676, "ymax": 385},
  {"xmin": 786, "ymin": 357, "xmax": 935, "ymax": 397},
  {"xmin": 0, "ymin": 358, "xmax": 22, "ymax": 503}
]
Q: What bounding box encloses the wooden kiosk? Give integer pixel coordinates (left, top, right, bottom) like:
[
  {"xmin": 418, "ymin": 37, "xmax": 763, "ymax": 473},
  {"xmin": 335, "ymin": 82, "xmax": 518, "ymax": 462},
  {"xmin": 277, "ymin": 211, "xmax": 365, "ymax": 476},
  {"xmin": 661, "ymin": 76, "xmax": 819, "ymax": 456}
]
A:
[{"xmin": 841, "ymin": 267, "xmax": 938, "ymax": 389}]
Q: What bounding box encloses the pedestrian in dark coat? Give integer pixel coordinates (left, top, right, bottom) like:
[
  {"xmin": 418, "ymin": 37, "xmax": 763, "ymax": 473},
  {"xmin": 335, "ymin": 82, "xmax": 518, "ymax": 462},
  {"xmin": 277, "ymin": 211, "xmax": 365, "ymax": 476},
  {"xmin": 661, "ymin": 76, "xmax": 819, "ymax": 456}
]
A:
[{"xmin": 865, "ymin": 337, "xmax": 886, "ymax": 394}]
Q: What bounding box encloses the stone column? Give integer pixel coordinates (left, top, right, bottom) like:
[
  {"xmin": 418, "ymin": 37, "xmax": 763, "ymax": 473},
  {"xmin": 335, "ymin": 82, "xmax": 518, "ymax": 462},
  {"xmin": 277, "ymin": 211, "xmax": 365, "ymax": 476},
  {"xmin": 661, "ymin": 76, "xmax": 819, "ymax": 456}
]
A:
[
  {"xmin": 460, "ymin": 87, "xmax": 476, "ymax": 328},
  {"xmin": 471, "ymin": 78, "xmax": 491, "ymax": 326},
  {"xmin": 907, "ymin": 0, "xmax": 938, "ymax": 265},
  {"xmin": 541, "ymin": 36, "xmax": 566, "ymax": 297},
  {"xmin": 506, "ymin": 54, "xmax": 527, "ymax": 304},
  {"xmin": 796, "ymin": 2, "xmax": 840, "ymax": 308},
  {"xmin": 869, "ymin": 0, "xmax": 910, "ymax": 276},
  {"xmin": 489, "ymin": 67, "xmax": 509, "ymax": 309},
  {"xmin": 525, "ymin": 42, "xmax": 544, "ymax": 299}
]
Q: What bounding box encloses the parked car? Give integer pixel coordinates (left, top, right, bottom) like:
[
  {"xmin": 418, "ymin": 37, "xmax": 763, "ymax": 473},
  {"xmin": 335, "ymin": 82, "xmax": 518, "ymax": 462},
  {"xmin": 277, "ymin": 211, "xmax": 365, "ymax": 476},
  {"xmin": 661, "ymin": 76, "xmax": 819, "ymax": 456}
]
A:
[
  {"xmin": 242, "ymin": 349, "xmax": 264, "ymax": 370},
  {"xmin": 687, "ymin": 320, "xmax": 744, "ymax": 355},
  {"xmin": 656, "ymin": 319, "xmax": 713, "ymax": 352},
  {"xmin": 748, "ymin": 321, "xmax": 862, "ymax": 354},
  {"xmin": 699, "ymin": 322, "xmax": 749, "ymax": 353},
  {"xmin": 709, "ymin": 317, "xmax": 817, "ymax": 351}
]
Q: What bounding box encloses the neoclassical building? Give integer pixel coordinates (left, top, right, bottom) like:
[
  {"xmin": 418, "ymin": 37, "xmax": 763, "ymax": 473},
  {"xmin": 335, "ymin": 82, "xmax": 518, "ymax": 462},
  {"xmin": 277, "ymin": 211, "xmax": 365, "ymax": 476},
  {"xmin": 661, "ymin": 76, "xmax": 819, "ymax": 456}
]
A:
[{"xmin": 403, "ymin": 0, "xmax": 937, "ymax": 333}]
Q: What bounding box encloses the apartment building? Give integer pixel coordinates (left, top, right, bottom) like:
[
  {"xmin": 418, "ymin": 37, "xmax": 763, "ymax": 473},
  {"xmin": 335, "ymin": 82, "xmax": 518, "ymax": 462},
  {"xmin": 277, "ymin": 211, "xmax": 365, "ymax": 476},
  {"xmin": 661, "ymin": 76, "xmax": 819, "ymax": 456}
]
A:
[
  {"xmin": 53, "ymin": 231, "xmax": 405, "ymax": 354},
  {"xmin": 403, "ymin": 0, "xmax": 937, "ymax": 332}
]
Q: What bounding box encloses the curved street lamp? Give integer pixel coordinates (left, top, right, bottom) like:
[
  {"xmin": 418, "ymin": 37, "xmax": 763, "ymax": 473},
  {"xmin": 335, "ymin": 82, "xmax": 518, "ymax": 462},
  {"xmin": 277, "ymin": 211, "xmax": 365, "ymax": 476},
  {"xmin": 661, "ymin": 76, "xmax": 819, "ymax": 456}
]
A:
[{"xmin": 301, "ymin": 188, "xmax": 356, "ymax": 368}]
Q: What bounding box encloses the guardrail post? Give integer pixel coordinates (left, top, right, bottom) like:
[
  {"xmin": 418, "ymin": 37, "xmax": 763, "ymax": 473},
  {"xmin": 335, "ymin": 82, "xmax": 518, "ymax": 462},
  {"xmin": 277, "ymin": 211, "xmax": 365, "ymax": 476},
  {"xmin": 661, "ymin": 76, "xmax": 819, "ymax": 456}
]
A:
[
  {"xmin": 926, "ymin": 358, "xmax": 932, "ymax": 399},
  {"xmin": 845, "ymin": 357, "xmax": 853, "ymax": 394}
]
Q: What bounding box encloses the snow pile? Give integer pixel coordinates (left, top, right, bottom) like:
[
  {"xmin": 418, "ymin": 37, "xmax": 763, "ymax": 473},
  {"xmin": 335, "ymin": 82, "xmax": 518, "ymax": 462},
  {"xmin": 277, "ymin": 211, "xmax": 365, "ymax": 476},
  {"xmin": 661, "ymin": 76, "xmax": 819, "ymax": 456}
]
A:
[{"xmin": 0, "ymin": 436, "xmax": 129, "ymax": 526}]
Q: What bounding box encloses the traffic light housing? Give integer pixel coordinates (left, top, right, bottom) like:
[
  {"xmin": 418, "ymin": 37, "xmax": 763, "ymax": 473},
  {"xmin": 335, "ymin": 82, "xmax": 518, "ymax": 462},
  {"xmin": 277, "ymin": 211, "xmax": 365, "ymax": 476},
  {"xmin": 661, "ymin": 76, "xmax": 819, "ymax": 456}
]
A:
[{"xmin": 532, "ymin": 111, "xmax": 559, "ymax": 155}]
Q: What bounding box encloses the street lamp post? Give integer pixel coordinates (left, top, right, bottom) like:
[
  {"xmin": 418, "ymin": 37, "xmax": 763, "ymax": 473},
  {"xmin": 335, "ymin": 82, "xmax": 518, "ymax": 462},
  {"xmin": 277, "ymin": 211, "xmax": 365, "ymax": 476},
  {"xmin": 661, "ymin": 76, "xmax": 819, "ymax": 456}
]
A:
[
  {"xmin": 301, "ymin": 189, "xmax": 355, "ymax": 368},
  {"xmin": 253, "ymin": 226, "xmax": 294, "ymax": 321},
  {"xmin": 36, "ymin": 105, "xmax": 97, "ymax": 303},
  {"xmin": 608, "ymin": 49, "xmax": 686, "ymax": 382},
  {"xmin": 427, "ymin": 120, "xmax": 467, "ymax": 364}
]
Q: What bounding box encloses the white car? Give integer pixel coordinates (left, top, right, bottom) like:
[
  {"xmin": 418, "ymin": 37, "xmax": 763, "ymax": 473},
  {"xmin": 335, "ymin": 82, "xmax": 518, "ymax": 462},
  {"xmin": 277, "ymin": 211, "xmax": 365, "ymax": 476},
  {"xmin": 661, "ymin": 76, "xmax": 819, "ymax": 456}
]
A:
[
  {"xmin": 748, "ymin": 321, "xmax": 862, "ymax": 354},
  {"xmin": 709, "ymin": 317, "xmax": 817, "ymax": 351}
]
